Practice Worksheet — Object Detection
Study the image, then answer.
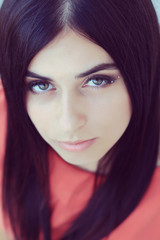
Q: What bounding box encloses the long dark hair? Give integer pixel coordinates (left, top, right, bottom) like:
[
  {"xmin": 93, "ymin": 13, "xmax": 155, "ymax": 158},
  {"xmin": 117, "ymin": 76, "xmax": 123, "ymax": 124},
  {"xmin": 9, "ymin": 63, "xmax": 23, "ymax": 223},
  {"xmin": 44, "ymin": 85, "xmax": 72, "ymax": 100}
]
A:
[{"xmin": 0, "ymin": 0, "xmax": 159, "ymax": 239}]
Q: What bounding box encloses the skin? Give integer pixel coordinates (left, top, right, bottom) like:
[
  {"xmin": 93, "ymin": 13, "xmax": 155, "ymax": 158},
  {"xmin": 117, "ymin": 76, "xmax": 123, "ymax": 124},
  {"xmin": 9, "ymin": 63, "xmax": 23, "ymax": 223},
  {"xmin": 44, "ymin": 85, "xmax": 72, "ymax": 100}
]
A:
[{"xmin": 25, "ymin": 30, "xmax": 132, "ymax": 172}]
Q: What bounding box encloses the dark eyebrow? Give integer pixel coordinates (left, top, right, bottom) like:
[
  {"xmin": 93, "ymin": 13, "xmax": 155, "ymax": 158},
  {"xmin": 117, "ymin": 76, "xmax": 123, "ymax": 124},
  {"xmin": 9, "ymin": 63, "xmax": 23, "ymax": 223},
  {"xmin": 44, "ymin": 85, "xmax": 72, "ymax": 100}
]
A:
[
  {"xmin": 25, "ymin": 71, "xmax": 52, "ymax": 81},
  {"xmin": 26, "ymin": 63, "xmax": 117, "ymax": 81},
  {"xmin": 76, "ymin": 63, "xmax": 117, "ymax": 78}
]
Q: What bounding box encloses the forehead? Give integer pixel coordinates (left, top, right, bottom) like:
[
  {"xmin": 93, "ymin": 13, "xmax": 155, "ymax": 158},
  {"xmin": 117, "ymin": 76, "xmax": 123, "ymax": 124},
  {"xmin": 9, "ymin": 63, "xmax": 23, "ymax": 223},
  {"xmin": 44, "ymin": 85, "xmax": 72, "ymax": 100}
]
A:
[{"xmin": 28, "ymin": 30, "xmax": 114, "ymax": 77}]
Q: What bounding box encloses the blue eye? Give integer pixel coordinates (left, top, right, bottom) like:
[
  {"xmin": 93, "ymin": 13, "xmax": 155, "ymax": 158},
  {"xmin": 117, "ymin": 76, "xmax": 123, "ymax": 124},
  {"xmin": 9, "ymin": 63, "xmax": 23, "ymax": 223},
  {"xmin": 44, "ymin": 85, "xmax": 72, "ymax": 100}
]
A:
[{"xmin": 27, "ymin": 80, "xmax": 55, "ymax": 93}]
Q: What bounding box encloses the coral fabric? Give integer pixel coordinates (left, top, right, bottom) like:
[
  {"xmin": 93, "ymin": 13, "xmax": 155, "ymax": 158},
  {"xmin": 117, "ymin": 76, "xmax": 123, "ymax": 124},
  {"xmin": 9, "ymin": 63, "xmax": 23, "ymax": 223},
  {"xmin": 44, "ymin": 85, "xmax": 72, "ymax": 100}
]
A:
[
  {"xmin": 0, "ymin": 80, "xmax": 160, "ymax": 240},
  {"xmin": 49, "ymin": 150, "xmax": 160, "ymax": 240}
]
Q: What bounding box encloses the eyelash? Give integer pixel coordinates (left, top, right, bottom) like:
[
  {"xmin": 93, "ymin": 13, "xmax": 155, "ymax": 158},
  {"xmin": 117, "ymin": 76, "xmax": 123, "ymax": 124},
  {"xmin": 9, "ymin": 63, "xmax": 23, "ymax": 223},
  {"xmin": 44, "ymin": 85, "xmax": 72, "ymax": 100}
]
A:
[
  {"xmin": 27, "ymin": 80, "xmax": 55, "ymax": 94},
  {"xmin": 85, "ymin": 74, "xmax": 118, "ymax": 89},
  {"xmin": 26, "ymin": 74, "xmax": 119, "ymax": 94}
]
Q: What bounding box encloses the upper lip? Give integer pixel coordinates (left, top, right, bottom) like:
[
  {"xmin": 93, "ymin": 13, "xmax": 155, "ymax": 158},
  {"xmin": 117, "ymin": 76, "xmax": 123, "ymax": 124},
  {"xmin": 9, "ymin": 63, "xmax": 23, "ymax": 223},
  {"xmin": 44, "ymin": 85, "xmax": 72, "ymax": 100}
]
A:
[{"xmin": 58, "ymin": 138, "xmax": 96, "ymax": 144}]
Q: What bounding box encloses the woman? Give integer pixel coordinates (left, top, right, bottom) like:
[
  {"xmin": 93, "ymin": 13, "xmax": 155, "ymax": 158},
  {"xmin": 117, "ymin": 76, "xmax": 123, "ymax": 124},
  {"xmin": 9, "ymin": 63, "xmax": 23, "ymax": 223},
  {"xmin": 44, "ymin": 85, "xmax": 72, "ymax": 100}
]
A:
[{"xmin": 0, "ymin": 0, "xmax": 160, "ymax": 239}]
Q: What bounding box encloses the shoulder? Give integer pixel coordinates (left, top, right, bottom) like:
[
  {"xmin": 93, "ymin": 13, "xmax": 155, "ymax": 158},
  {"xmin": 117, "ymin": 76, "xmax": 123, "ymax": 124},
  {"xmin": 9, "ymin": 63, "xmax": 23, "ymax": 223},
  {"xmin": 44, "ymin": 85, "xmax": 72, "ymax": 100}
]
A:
[
  {"xmin": 107, "ymin": 167, "xmax": 160, "ymax": 240},
  {"xmin": 0, "ymin": 81, "xmax": 14, "ymax": 239}
]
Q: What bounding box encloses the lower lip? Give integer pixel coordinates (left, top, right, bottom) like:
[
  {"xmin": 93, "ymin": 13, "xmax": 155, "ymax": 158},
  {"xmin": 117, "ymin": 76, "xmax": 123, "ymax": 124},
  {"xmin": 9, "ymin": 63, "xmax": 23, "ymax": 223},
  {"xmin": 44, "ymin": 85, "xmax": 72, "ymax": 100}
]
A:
[{"xmin": 57, "ymin": 138, "xmax": 96, "ymax": 152}]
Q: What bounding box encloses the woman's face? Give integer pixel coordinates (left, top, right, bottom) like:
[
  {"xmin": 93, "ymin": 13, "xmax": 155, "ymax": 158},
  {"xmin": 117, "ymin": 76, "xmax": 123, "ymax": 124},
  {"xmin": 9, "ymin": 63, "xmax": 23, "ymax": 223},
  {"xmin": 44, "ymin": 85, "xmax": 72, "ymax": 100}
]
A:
[{"xmin": 26, "ymin": 30, "xmax": 132, "ymax": 172}]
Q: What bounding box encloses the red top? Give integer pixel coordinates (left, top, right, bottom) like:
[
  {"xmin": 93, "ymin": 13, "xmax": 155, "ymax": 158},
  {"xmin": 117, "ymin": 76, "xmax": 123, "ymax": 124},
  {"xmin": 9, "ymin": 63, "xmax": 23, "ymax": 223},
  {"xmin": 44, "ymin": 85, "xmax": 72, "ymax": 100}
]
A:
[{"xmin": 0, "ymin": 80, "xmax": 160, "ymax": 240}]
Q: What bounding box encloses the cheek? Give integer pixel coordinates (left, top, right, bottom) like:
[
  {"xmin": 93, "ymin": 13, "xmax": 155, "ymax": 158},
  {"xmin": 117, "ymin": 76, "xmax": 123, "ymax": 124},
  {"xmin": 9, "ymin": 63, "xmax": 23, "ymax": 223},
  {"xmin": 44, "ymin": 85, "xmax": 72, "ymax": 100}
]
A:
[
  {"xmin": 88, "ymin": 87, "xmax": 132, "ymax": 136},
  {"xmin": 26, "ymin": 96, "xmax": 51, "ymax": 136}
]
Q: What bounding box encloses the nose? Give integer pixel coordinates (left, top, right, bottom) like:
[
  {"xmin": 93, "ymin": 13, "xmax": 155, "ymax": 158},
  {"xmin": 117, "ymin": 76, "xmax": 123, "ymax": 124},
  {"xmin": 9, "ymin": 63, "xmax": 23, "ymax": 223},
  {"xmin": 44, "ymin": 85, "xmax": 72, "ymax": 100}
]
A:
[{"xmin": 57, "ymin": 93, "xmax": 87, "ymax": 133}]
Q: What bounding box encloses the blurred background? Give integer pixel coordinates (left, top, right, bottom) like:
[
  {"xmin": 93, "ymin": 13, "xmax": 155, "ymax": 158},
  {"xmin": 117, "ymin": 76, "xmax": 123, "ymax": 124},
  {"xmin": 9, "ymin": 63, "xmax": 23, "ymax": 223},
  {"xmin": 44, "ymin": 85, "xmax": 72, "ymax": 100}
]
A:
[
  {"xmin": 152, "ymin": 0, "xmax": 160, "ymax": 22},
  {"xmin": 0, "ymin": 0, "xmax": 159, "ymax": 23}
]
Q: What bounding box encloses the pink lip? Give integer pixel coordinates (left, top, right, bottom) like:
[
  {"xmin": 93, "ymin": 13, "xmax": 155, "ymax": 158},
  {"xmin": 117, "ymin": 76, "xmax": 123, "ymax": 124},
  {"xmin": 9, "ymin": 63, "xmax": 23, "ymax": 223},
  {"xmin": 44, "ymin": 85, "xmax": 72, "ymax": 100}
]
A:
[{"xmin": 57, "ymin": 138, "xmax": 97, "ymax": 152}]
